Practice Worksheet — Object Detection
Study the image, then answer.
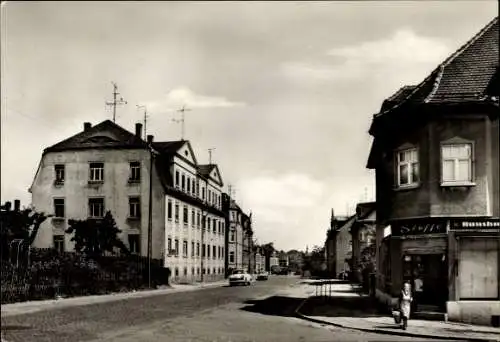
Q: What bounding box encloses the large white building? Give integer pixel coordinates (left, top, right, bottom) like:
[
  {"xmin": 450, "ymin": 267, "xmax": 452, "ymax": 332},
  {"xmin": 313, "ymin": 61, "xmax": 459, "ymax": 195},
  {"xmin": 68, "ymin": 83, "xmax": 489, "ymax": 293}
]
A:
[{"xmin": 30, "ymin": 120, "xmax": 226, "ymax": 283}]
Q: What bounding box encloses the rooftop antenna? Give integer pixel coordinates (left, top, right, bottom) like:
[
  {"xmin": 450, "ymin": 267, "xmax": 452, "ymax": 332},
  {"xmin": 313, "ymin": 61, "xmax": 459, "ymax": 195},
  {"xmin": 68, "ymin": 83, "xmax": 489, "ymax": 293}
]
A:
[
  {"xmin": 136, "ymin": 105, "xmax": 149, "ymax": 140},
  {"xmin": 105, "ymin": 82, "xmax": 127, "ymax": 123},
  {"xmin": 172, "ymin": 105, "xmax": 191, "ymax": 140},
  {"xmin": 208, "ymin": 147, "xmax": 216, "ymax": 165}
]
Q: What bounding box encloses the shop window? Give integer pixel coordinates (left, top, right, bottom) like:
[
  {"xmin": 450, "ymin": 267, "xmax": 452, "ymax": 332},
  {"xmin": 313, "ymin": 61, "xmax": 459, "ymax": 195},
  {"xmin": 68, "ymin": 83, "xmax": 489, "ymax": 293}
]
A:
[{"xmin": 458, "ymin": 238, "xmax": 498, "ymax": 299}]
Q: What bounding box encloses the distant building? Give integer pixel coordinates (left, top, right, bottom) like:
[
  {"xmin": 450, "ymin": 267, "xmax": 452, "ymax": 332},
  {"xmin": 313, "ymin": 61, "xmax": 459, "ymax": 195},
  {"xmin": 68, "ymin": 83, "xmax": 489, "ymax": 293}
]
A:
[
  {"xmin": 367, "ymin": 17, "xmax": 499, "ymax": 325},
  {"xmin": 325, "ymin": 211, "xmax": 354, "ymax": 278},
  {"xmin": 254, "ymin": 247, "xmax": 265, "ymax": 273},
  {"xmin": 350, "ymin": 202, "xmax": 376, "ymax": 282}
]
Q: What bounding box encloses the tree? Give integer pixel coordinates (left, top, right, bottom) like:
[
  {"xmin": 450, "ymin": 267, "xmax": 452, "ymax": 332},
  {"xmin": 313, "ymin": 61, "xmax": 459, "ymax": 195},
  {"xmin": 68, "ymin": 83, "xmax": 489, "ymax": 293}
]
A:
[
  {"xmin": 66, "ymin": 211, "xmax": 130, "ymax": 257},
  {"xmin": 302, "ymin": 245, "xmax": 327, "ymax": 277},
  {"xmin": 0, "ymin": 202, "xmax": 49, "ymax": 259}
]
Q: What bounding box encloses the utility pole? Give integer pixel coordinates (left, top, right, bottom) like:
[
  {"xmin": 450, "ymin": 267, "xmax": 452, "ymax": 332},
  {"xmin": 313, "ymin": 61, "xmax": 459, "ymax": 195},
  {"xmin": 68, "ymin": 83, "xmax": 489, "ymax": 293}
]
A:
[
  {"xmin": 146, "ymin": 135, "xmax": 156, "ymax": 289},
  {"xmin": 172, "ymin": 105, "xmax": 191, "ymax": 141},
  {"xmin": 137, "ymin": 105, "xmax": 149, "ymax": 140},
  {"xmin": 105, "ymin": 82, "xmax": 127, "ymax": 123}
]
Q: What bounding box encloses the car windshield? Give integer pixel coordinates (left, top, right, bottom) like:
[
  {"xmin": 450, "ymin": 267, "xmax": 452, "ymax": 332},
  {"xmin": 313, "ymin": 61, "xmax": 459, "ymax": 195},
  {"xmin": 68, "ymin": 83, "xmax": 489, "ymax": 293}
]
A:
[{"xmin": 233, "ymin": 270, "xmax": 244, "ymax": 274}]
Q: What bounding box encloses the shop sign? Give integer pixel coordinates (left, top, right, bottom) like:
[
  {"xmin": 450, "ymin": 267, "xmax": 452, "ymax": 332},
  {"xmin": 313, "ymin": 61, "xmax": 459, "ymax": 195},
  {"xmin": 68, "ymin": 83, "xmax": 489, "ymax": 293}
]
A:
[
  {"xmin": 392, "ymin": 221, "xmax": 447, "ymax": 236},
  {"xmin": 450, "ymin": 219, "xmax": 500, "ymax": 231}
]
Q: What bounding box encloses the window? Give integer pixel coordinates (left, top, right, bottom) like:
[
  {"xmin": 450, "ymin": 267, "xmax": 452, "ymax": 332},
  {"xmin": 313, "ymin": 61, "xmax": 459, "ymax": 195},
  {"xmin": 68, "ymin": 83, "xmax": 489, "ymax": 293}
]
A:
[
  {"xmin": 88, "ymin": 198, "xmax": 104, "ymax": 218},
  {"xmin": 229, "ymin": 251, "xmax": 235, "ymax": 263},
  {"xmin": 183, "ymin": 240, "xmax": 188, "ymax": 257},
  {"xmin": 168, "ymin": 238, "xmax": 172, "ymax": 255},
  {"xmin": 55, "ymin": 164, "xmax": 65, "ymax": 183},
  {"xmin": 196, "ymin": 242, "xmax": 200, "ymax": 257},
  {"xmin": 167, "ymin": 200, "xmax": 172, "ymax": 220},
  {"xmin": 218, "ymin": 221, "xmax": 221, "ymax": 234},
  {"xmin": 196, "ymin": 182, "xmax": 200, "ymax": 197},
  {"xmin": 202, "ymin": 187, "xmax": 205, "ymax": 200},
  {"xmin": 218, "ymin": 246, "xmax": 221, "ymax": 259},
  {"xmin": 230, "ymin": 230, "xmax": 235, "ymax": 242},
  {"xmin": 222, "ymin": 222, "xmax": 225, "ymax": 234},
  {"xmin": 441, "ymin": 144, "xmax": 473, "ymax": 185},
  {"xmin": 183, "ymin": 205, "xmax": 188, "ymax": 225},
  {"xmin": 181, "ymin": 174, "xmax": 185, "ymax": 191},
  {"xmin": 53, "ymin": 198, "xmax": 65, "ymax": 218},
  {"xmin": 207, "ymin": 217, "xmax": 211, "ymax": 231},
  {"xmin": 197, "ymin": 212, "xmax": 201, "ymax": 227},
  {"xmin": 202, "ymin": 244, "xmax": 206, "ymax": 257},
  {"xmin": 174, "ymin": 239, "xmax": 179, "ymax": 256},
  {"xmin": 175, "ymin": 171, "xmax": 180, "ymax": 187},
  {"xmin": 128, "ymin": 234, "xmax": 140, "ymax": 254},
  {"xmin": 187, "ymin": 177, "xmax": 191, "ymax": 193},
  {"xmin": 207, "ymin": 244, "xmax": 211, "ymax": 258},
  {"xmin": 208, "ymin": 189, "xmax": 212, "ymax": 204},
  {"xmin": 129, "ymin": 197, "xmax": 141, "ymax": 218},
  {"xmin": 191, "ymin": 241, "xmax": 195, "ymax": 257},
  {"xmin": 175, "ymin": 267, "xmax": 179, "ymax": 277},
  {"xmin": 89, "ymin": 162, "xmax": 104, "ymax": 182},
  {"xmin": 53, "ymin": 235, "xmax": 64, "ymax": 253},
  {"xmin": 396, "ymin": 148, "xmax": 419, "ymax": 187},
  {"xmin": 129, "ymin": 162, "xmax": 141, "ymax": 182},
  {"xmin": 212, "ymin": 219, "xmax": 216, "ymax": 233},
  {"xmin": 222, "ymin": 247, "xmax": 224, "ymax": 258},
  {"xmin": 192, "ymin": 179, "xmax": 196, "ymax": 195},
  {"xmin": 197, "ymin": 267, "xmax": 200, "ymax": 275},
  {"xmin": 202, "ymin": 215, "xmax": 206, "ymax": 230},
  {"xmin": 207, "ymin": 268, "xmax": 210, "ymax": 275},
  {"xmin": 191, "ymin": 210, "xmax": 195, "ymax": 227},
  {"xmin": 184, "ymin": 267, "xmax": 188, "ymax": 276},
  {"xmin": 175, "ymin": 203, "xmax": 179, "ymax": 222},
  {"xmin": 213, "ymin": 245, "xmax": 216, "ymax": 259}
]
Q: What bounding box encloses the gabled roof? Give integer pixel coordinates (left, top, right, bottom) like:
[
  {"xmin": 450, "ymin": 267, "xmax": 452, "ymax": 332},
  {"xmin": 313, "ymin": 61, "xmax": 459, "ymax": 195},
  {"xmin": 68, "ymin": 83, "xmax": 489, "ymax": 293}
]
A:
[
  {"xmin": 152, "ymin": 141, "xmax": 186, "ymax": 156},
  {"xmin": 375, "ymin": 17, "xmax": 499, "ymax": 118},
  {"xmin": 44, "ymin": 120, "xmax": 147, "ymax": 154},
  {"xmin": 198, "ymin": 164, "xmax": 224, "ymax": 187}
]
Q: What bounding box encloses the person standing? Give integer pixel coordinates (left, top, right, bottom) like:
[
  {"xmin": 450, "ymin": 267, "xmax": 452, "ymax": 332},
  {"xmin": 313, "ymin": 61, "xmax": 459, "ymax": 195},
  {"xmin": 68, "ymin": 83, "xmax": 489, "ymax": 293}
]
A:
[
  {"xmin": 399, "ymin": 282, "xmax": 413, "ymax": 330},
  {"xmin": 413, "ymin": 273, "xmax": 423, "ymax": 311}
]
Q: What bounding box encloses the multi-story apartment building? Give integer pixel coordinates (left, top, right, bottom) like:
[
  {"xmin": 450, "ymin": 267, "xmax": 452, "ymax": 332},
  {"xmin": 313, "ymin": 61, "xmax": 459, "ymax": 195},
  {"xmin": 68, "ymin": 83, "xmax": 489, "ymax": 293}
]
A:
[
  {"xmin": 325, "ymin": 213, "xmax": 354, "ymax": 278},
  {"xmin": 254, "ymin": 247, "xmax": 265, "ymax": 274},
  {"xmin": 325, "ymin": 211, "xmax": 351, "ymax": 278},
  {"xmin": 222, "ymin": 195, "xmax": 243, "ymax": 275},
  {"xmin": 367, "ymin": 17, "xmax": 499, "ymax": 325},
  {"xmin": 30, "ymin": 119, "xmax": 226, "ymax": 283},
  {"xmin": 241, "ymin": 212, "xmax": 254, "ymax": 273}
]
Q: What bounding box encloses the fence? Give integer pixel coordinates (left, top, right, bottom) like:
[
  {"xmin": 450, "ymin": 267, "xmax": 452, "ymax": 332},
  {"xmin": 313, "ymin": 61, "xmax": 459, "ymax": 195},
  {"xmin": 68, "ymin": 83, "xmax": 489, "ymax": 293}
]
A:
[{"xmin": 1, "ymin": 248, "xmax": 170, "ymax": 304}]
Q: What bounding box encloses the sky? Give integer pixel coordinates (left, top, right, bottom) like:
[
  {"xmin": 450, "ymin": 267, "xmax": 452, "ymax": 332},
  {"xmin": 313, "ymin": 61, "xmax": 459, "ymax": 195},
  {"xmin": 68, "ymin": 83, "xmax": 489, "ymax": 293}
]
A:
[{"xmin": 1, "ymin": 1, "xmax": 497, "ymax": 251}]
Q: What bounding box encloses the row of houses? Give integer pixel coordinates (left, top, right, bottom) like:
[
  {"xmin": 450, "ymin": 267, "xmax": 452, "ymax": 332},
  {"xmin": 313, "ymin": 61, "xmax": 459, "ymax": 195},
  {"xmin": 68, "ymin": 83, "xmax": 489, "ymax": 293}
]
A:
[
  {"xmin": 28, "ymin": 119, "xmax": 257, "ymax": 282},
  {"xmin": 327, "ymin": 17, "xmax": 499, "ymax": 326}
]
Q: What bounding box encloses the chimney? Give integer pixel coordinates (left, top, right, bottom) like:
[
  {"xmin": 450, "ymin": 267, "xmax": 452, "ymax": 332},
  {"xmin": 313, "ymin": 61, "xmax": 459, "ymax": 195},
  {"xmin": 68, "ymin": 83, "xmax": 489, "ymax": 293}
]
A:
[
  {"xmin": 147, "ymin": 134, "xmax": 154, "ymax": 144},
  {"xmin": 135, "ymin": 123, "xmax": 143, "ymax": 139},
  {"xmin": 84, "ymin": 122, "xmax": 92, "ymax": 132},
  {"xmin": 14, "ymin": 199, "xmax": 20, "ymax": 211},
  {"xmin": 4, "ymin": 201, "xmax": 11, "ymax": 211}
]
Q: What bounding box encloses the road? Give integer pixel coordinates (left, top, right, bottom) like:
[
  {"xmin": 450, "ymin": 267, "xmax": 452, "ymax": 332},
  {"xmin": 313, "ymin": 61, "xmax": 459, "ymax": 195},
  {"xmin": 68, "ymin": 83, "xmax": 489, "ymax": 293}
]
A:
[{"xmin": 1, "ymin": 276, "xmax": 464, "ymax": 342}]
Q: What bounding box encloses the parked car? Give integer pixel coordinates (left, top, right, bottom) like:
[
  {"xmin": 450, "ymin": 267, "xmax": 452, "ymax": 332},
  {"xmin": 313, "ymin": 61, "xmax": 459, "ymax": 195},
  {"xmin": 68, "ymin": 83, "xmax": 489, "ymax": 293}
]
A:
[
  {"xmin": 256, "ymin": 272, "xmax": 269, "ymax": 281},
  {"xmin": 228, "ymin": 269, "xmax": 253, "ymax": 286}
]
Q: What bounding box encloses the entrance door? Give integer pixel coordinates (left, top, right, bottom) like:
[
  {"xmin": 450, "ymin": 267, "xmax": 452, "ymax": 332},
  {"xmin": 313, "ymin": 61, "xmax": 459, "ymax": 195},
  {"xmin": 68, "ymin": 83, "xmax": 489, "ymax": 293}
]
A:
[{"xmin": 403, "ymin": 254, "xmax": 448, "ymax": 311}]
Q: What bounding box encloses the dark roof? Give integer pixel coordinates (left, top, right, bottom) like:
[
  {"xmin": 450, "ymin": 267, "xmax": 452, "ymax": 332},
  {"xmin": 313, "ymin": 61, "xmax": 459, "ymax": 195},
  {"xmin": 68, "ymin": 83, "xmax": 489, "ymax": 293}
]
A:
[
  {"xmin": 376, "ymin": 17, "xmax": 499, "ymax": 116},
  {"xmin": 44, "ymin": 120, "xmax": 147, "ymax": 154},
  {"xmin": 152, "ymin": 141, "xmax": 185, "ymax": 154},
  {"xmin": 197, "ymin": 164, "xmax": 216, "ymax": 177}
]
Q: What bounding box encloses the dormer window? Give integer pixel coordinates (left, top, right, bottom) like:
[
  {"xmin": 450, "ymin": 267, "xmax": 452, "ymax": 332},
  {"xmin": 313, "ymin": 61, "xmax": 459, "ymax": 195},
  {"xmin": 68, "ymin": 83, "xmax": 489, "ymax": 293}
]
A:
[
  {"xmin": 441, "ymin": 143, "xmax": 474, "ymax": 186},
  {"xmin": 396, "ymin": 148, "xmax": 419, "ymax": 187}
]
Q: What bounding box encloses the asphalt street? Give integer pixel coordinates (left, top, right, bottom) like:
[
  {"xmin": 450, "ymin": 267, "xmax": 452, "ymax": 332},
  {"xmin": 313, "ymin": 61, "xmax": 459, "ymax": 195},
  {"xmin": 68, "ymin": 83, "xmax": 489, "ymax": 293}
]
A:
[{"xmin": 1, "ymin": 276, "xmax": 466, "ymax": 342}]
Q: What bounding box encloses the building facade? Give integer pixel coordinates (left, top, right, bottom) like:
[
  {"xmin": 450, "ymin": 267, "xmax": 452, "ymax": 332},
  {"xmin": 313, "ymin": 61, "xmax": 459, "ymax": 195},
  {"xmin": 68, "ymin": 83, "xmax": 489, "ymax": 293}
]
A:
[
  {"xmin": 350, "ymin": 202, "xmax": 376, "ymax": 282},
  {"xmin": 241, "ymin": 212, "xmax": 254, "ymax": 273},
  {"xmin": 325, "ymin": 211, "xmax": 351, "ymax": 278},
  {"xmin": 30, "ymin": 120, "xmax": 227, "ymax": 283},
  {"xmin": 254, "ymin": 247, "xmax": 265, "ymax": 274},
  {"xmin": 367, "ymin": 17, "xmax": 499, "ymax": 325}
]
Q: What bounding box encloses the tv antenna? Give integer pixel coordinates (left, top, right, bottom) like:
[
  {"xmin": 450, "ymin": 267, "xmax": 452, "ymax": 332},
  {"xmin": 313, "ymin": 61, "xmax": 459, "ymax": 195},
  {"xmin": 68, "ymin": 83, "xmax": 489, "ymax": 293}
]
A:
[
  {"xmin": 105, "ymin": 82, "xmax": 127, "ymax": 123},
  {"xmin": 172, "ymin": 105, "xmax": 191, "ymax": 140}
]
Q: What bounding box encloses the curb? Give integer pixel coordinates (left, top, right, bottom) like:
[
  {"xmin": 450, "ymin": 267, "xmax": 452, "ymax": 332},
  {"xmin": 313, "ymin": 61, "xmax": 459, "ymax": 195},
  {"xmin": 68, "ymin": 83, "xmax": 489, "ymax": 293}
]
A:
[
  {"xmin": 294, "ymin": 296, "xmax": 497, "ymax": 342},
  {"xmin": 1, "ymin": 281, "xmax": 228, "ymax": 317}
]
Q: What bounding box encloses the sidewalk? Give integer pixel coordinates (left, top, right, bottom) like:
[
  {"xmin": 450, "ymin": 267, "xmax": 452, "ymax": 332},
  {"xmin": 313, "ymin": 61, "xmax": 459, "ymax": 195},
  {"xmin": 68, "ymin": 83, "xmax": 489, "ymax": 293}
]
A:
[
  {"xmin": 1, "ymin": 280, "xmax": 228, "ymax": 317},
  {"xmin": 293, "ymin": 280, "xmax": 500, "ymax": 342}
]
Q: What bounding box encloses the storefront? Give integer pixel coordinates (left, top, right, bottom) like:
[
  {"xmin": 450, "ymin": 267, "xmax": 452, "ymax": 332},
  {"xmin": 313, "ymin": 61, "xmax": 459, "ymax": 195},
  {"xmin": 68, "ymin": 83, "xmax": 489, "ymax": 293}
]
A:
[
  {"xmin": 391, "ymin": 219, "xmax": 449, "ymax": 312},
  {"xmin": 447, "ymin": 218, "xmax": 500, "ymax": 326}
]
